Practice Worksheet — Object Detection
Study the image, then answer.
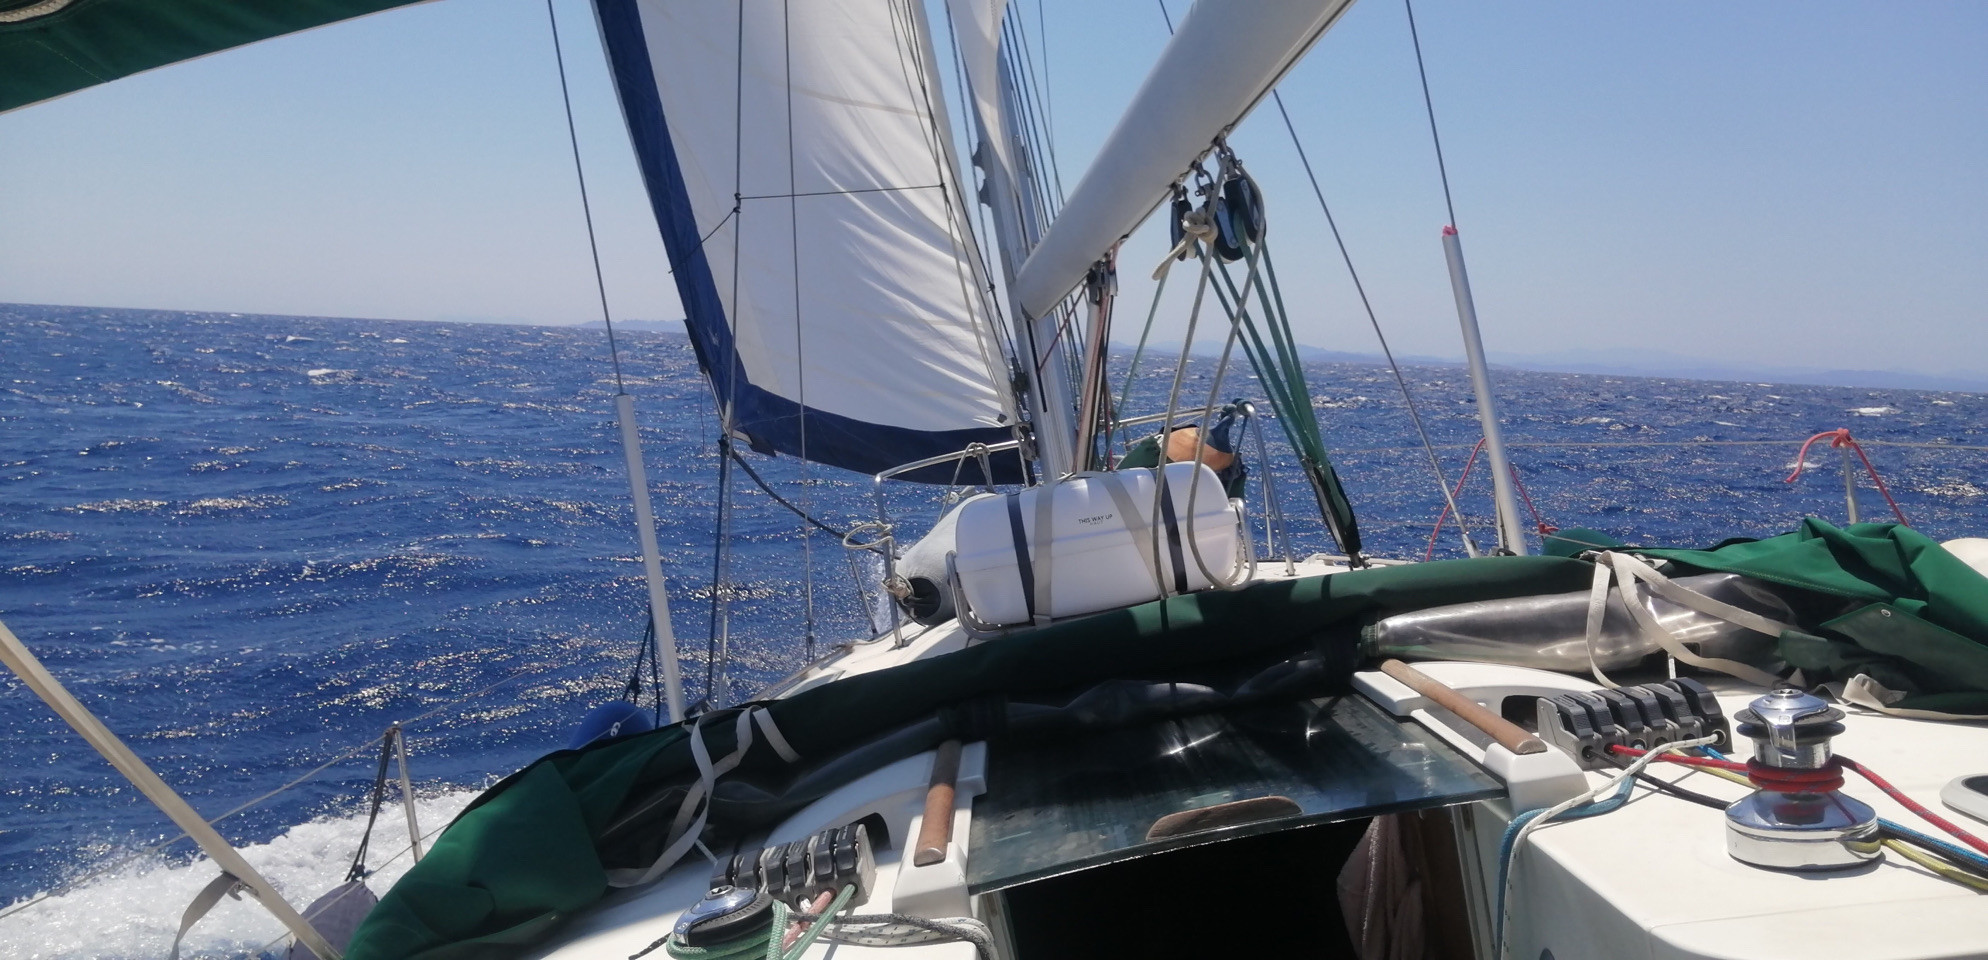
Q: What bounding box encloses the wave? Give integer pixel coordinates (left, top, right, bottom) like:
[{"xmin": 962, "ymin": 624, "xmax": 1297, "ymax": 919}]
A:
[{"xmin": 0, "ymin": 790, "xmax": 479, "ymax": 960}]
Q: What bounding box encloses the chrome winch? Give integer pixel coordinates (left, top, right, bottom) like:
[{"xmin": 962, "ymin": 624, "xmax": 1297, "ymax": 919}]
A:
[{"xmin": 1725, "ymin": 687, "xmax": 1881, "ymax": 871}]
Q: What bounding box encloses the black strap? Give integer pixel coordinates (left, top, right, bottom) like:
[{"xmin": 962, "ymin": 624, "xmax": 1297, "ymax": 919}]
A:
[
  {"xmin": 347, "ymin": 729, "xmax": 397, "ymax": 882},
  {"xmin": 1156, "ymin": 478, "xmax": 1191, "ymax": 596},
  {"xmin": 1004, "ymin": 492, "xmax": 1036, "ymax": 619}
]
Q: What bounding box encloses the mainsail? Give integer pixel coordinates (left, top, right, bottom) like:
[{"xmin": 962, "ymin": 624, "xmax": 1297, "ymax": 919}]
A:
[{"xmin": 594, "ymin": 0, "xmax": 1022, "ymax": 481}]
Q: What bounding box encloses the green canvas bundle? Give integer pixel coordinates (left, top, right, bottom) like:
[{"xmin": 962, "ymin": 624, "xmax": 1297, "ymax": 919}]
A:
[{"xmin": 1637, "ymin": 519, "xmax": 1988, "ymax": 715}]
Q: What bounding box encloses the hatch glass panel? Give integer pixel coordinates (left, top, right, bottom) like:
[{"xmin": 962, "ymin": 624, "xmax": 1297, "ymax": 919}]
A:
[{"xmin": 965, "ymin": 694, "xmax": 1501, "ymax": 892}]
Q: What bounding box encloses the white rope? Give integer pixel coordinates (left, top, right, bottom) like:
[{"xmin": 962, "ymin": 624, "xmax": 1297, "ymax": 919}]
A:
[
  {"xmin": 816, "ymin": 914, "xmax": 993, "ymax": 956},
  {"xmin": 1497, "ymin": 736, "xmax": 1715, "ymax": 960}
]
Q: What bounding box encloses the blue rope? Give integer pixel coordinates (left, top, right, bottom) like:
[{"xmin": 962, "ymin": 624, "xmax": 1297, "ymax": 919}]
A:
[
  {"xmin": 1494, "ymin": 775, "xmax": 1641, "ymax": 947},
  {"xmin": 1883, "ymin": 818, "xmax": 1988, "ymax": 875}
]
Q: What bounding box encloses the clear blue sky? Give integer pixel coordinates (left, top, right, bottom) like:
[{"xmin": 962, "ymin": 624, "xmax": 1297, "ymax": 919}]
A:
[{"xmin": 2, "ymin": 0, "xmax": 1983, "ymax": 376}]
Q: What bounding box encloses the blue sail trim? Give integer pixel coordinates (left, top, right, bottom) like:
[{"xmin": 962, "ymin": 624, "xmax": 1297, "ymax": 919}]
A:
[{"xmin": 593, "ymin": 0, "xmax": 1022, "ymax": 484}]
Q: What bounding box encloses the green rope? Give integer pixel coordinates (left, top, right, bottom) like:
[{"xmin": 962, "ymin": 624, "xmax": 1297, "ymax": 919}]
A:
[
  {"xmin": 1207, "ymin": 239, "xmax": 1365, "ymax": 559},
  {"xmin": 659, "ymin": 885, "xmax": 854, "ymax": 960}
]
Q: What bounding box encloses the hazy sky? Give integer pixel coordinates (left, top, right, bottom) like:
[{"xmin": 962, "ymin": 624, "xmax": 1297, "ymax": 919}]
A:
[{"xmin": 2, "ymin": 1, "xmax": 1983, "ymax": 376}]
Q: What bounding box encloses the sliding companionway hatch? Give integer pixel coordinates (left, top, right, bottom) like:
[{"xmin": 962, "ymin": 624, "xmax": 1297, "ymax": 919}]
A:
[{"xmin": 965, "ymin": 694, "xmax": 1501, "ymax": 893}]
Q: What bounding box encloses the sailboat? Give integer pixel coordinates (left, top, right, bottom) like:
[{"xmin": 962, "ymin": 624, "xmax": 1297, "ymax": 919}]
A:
[{"xmin": 6, "ymin": 2, "xmax": 1988, "ymax": 960}]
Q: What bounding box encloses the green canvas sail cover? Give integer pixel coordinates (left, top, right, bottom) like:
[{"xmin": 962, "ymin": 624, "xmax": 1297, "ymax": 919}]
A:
[
  {"xmin": 1636, "ymin": 519, "xmax": 1988, "ymax": 714},
  {"xmin": 0, "ymin": 0, "xmax": 424, "ymax": 114}
]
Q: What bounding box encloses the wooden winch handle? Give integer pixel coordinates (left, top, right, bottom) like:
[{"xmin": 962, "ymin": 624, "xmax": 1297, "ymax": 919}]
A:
[
  {"xmin": 912, "ymin": 739, "xmax": 963, "ymax": 867},
  {"xmin": 1380, "ymin": 659, "xmax": 1548, "ymax": 756}
]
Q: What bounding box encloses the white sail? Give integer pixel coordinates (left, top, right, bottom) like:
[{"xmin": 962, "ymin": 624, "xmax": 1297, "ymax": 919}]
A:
[
  {"xmin": 594, "ymin": 0, "xmax": 1021, "ymax": 480},
  {"xmin": 1010, "ymin": 0, "xmax": 1356, "ymax": 319}
]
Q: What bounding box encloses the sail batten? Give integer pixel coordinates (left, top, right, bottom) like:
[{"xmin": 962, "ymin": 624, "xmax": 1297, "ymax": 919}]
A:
[{"xmin": 596, "ymin": 0, "xmax": 1020, "ymax": 481}]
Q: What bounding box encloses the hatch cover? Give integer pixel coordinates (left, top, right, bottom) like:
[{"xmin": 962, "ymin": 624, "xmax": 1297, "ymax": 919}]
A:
[{"xmin": 965, "ymin": 694, "xmax": 1501, "ymax": 893}]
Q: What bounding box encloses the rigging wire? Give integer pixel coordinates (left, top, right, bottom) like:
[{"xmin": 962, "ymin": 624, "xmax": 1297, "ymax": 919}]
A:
[
  {"xmin": 727, "ymin": 446, "xmax": 852, "ymax": 541},
  {"xmin": 544, "ymin": 0, "xmax": 626, "ymax": 393},
  {"xmin": 705, "ymin": 0, "xmax": 752, "ymax": 710},
  {"xmin": 894, "ymin": 0, "xmax": 1027, "ymax": 441},
  {"xmin": 1268, "ymin": 89, "xmax": 1481, "ymax": 556},
  {"xmin": 1403, "ymin": 0, "xmax": 1459, "ymax": 229},
  {"xmin": 1151, "ymin": 0, "xmax": 1462, "ymax": 554},
  {"xmin": 1006, "ymin": 9, "xmax": 1064, "ymax": 207},
  {"xmin": 940, "ymin": 2, "xmax": 1025, "ymax": 372},
  {"xmin": 0, "ymin": 659, "xmax": 546, "ymax": 925},
  {"xmin": 780, "ymin": 0, "xmax": 817, "ymax": 664}
]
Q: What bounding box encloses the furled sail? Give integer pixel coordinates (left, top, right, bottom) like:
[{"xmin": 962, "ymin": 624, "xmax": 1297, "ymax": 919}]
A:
[{"xmin": 595, "ymin": 0, "xmax": 1022, "ymax": 481}]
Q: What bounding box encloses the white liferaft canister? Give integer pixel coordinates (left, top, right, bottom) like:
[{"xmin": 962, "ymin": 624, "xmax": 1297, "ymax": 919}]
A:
[{"xmin": 951, "ymin": 462, "xmax": 1243, "ymax": 627}]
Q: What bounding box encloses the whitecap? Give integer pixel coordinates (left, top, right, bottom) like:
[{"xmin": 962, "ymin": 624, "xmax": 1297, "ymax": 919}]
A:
[
  {"xmin": 0, "ymin": 791, "xmax": 478, "ymax": 960},
  {"xmin": 1850, "ymin": 406, "xmax": 1899, "ymax": 417}
]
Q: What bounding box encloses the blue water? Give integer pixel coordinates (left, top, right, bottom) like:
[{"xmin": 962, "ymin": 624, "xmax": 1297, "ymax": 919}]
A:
[{"xmin": 3, "ymin": 302, "xmax": 1986, "ymax": 954}]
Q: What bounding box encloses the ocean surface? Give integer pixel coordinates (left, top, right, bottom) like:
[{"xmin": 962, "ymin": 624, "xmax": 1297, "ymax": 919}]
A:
[{"xmin": 3, "ymin": 302, "xmax": 1986, "ymax": 957}]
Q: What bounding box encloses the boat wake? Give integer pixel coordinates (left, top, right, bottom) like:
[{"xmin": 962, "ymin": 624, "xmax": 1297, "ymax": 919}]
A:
[{"xmin": 0, "ymin": 790, "xmax": 479, "ymax": 960}]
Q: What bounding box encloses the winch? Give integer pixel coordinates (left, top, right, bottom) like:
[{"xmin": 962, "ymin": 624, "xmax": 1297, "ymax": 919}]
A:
[{"xmin": 1724, "ymin": 687, "xmax": 1881, "ymax": 871}]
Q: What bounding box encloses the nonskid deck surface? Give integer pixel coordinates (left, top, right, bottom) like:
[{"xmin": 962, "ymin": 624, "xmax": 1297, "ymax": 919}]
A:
[{"xmin": 1482, "ymin": 675, "xmax": 1988, "ymax": 960}]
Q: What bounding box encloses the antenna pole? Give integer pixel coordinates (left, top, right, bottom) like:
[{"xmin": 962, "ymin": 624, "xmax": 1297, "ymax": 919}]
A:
[
  {"xmin": 1441, "ymin": 227, "xmax": 1528, "ymax": 554},
  {"xmin": 617, "ymin": 395, "xmax": 686, "ymax": 722}
]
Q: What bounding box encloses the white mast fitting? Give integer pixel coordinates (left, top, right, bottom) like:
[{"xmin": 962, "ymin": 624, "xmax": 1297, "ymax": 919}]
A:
[{"xmin": 1442, "ymin": 227, "xmax": 1530, "ymax": 555}]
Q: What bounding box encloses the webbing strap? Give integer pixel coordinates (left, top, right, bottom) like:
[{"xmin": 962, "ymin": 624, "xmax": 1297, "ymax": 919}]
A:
[
  {"xmin": 1156, "ymin": 474, "xmax": 1191, "ymax": 596},
  {"xmin": 1003, "ymin": 493, "xmax": 1035, "ymax": 621},
  {"xmin": 1581, "ymin": 552, "xmax": 1788, "ymax": 689},
  {"xmin": 1092, "ymin": 472, "xmax": 1164, "ymax": 594},
  {"xmin": 612, "ymin": 706, "xmax": 795, "ymax": 887},
  {"xmin": 1030, "ymin": 479, "xmax": 1059, "ymax": 625},
  {"xmin": 170, "ymin": 872, "xmax": 245, "ymax": 960}
]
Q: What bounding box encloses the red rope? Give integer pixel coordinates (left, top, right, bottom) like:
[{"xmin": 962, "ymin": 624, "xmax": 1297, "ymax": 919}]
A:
[
  {"xmin": 1609, "ymin": 745, "xmax": 1746, "ymax": 771},
  {"xmin": 1424, "ymin": 437, "xmax": 1485, "ymax": 561},
  {"xmin": 1509, "ymin": 467, "xmax": 1559, "ymax": 536},
  {"xmin": 1424, "ymin": 437, "xmax": 1558, "ymax": 560},
  {"xmin": 1840, "ymin": 755, "xmax": 1988, "ymax": 857},
  {"xmin": 1784, "ymin": 428, "xmax": 1910, "ymax": 524},
  {"xmin": 1611, "ymin": 746, "xmax": 1988, "ymax": 856},
  {"xmin": 1745, "ymin": 758, "xmax": 1845, "ymax": 794}
]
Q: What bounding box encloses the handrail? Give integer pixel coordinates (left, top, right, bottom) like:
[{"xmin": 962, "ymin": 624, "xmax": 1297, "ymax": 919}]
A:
[{"xmin": 873, "ymin": 438, "xmax": 1025, "ymax": 484}]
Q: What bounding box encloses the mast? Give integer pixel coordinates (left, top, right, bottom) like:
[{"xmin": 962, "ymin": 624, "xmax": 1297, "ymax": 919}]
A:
[{"xmin": 955, "ymin": 22, "xmax": 1077, "ymax": 477}]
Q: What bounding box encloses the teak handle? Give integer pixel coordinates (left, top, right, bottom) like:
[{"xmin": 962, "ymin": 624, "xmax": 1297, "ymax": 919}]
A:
[
  {"xmin": 1380, "ymin": 659, "xmax": 1547, "ymax": 756},
  {"xmin": 912, "ymin": 739, "xmax": 963, "ymax": 867}
]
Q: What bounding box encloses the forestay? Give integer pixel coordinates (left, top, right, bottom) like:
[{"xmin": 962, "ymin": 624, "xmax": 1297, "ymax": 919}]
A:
[{"xmin": 595, "ymin": 0, "xmax": 1021, "ymax": 480}]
